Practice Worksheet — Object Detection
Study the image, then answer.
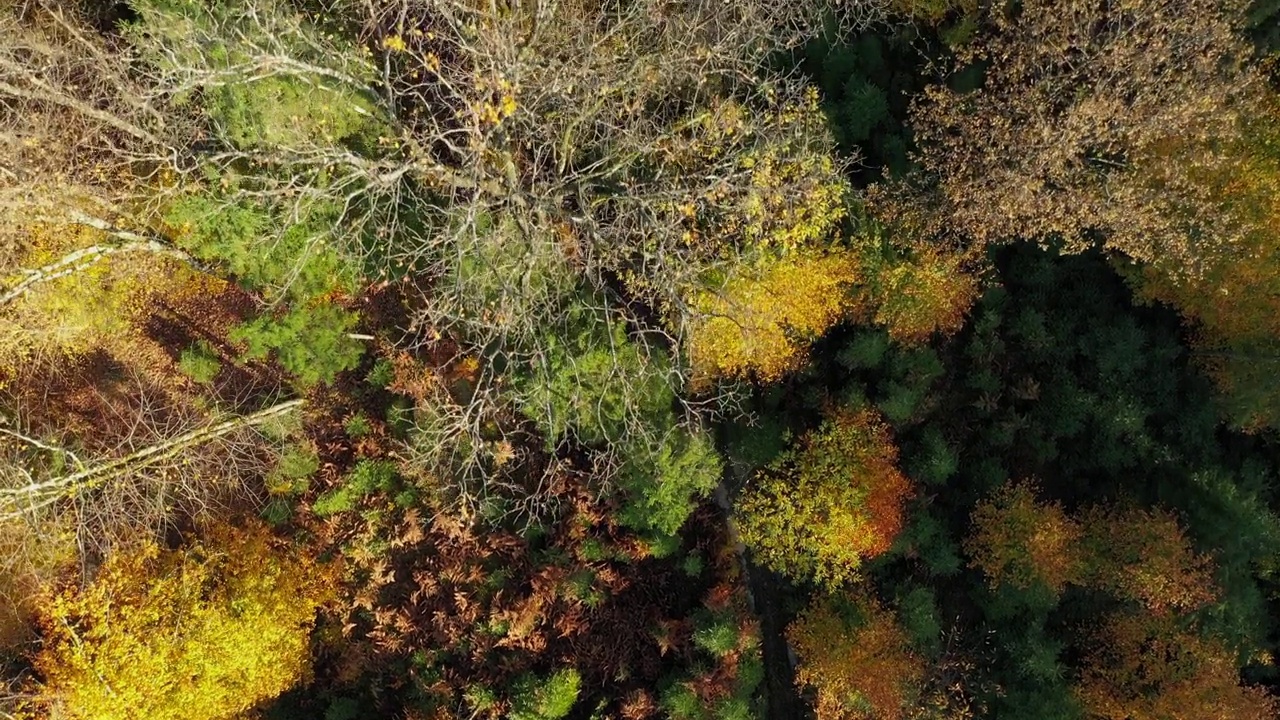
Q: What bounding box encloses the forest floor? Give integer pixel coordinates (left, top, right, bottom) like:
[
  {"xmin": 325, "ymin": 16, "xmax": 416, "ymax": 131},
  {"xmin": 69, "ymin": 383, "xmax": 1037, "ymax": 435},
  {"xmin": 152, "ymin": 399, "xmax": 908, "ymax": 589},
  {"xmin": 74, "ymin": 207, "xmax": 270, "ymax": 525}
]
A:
[{"xmin": 713, "ymin": 480, "xmax": 803, "ymax": 718}]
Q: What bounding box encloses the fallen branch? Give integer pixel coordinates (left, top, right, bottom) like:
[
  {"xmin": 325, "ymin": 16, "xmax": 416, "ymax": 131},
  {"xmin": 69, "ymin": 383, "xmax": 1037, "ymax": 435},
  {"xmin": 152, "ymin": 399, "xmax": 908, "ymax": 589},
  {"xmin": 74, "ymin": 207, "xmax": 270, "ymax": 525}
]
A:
[{"xmin": 0, "ymin": 398, "xmax": 304, "ymax": 521}]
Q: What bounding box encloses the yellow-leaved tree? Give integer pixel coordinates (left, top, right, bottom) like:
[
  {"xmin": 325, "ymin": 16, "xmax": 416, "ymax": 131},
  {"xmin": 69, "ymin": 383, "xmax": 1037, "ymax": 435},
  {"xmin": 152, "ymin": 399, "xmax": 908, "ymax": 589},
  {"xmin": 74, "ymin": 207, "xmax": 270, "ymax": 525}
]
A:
[
  {"xmin": 687, "ymin": 250, "xmax": 862, "ymax": 384},
  {"xmin": 847, "ymin": 219, "xmax": 978, "ymax": 346},
  {"xmin": 673, "ymin": 88, "xmax": 860, "ymax": 387},
  {"xmin": 1080, "ymin": 504, "xmax": 1218, "ymax": 617},
  {"xmin": 736, "ymin": 409, "xmax": 913, "ymax": 586},
  {"xmin": 0, "ymin": 219, "xmax": 220, "ymax": 381},
  {"xmin": 0, "ymin": 515, "xmax": 74, "ymax": 649},
  {"xmin": 683, "ymin": 213, "xmax": 979, "ymax": 385},
  {"xmin": 22, "ymin": 522, "xmax": 336, "ymax": 720}
]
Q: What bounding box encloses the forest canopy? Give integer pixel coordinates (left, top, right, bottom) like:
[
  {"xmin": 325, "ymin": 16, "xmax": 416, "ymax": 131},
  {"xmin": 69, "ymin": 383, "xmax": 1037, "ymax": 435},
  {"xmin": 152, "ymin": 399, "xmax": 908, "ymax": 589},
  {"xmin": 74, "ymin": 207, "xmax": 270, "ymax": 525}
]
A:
[{"xmin": 2, "ymin": 1, "xmax": 1280, "ymax": 719}]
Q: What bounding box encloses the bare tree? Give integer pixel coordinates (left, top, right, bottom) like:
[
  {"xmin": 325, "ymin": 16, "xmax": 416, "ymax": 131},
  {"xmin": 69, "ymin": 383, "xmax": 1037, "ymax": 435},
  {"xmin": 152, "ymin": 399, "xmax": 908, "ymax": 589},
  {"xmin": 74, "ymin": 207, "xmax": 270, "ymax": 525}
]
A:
[
  {"xmin": 0, "ymin": 1, "xmax": 198, "ymax": 264},
  {"xmin": 0, "ymin": 373, "xmax": 302, "ymax": 552},
  {"xmin": 0, "ymin": 0, "xmax": 883, "ymax": 524},
  {"xmin": 119, "ymin": 0, "xmax": 872, "ymax": 516}
]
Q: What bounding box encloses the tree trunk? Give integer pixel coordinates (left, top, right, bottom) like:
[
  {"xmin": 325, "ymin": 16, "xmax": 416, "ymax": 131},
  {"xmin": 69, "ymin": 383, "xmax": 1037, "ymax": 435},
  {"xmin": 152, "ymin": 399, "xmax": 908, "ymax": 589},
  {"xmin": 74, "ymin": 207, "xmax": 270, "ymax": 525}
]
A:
[{"xmin": 0, "ymin": 398, "xmax": 304, "ymax": 520}]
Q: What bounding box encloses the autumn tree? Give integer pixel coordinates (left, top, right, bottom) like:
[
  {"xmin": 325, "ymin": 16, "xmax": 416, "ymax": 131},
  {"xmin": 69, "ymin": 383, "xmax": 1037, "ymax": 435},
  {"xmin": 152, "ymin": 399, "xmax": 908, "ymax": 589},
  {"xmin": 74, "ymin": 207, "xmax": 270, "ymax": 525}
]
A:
[
  {"xmin": 23, "ymin": 522, "xmax": 336, "ymax": 720},
  {"xmin": 883, "ymin": 0, "xmax": 1262, "ymax": 278},
  {"xmin": 883, "ymin": 0, "xmax": 1280, "ymax": 429},
  {"xmin": 681, "ymin": 176, "xmax": 977, "ymax": 386},
  {"xmin": 737, "ymin": 409, "xmax": 913, "ymax": 586},
  {"xmin": 124, "ymin": 0, "xmax": 862, "ymax": 367},
  {"xmin": 965, "ymin": 481, "xmax": 1084, "ymax": 596},
  {"xmin": 687, "ymin": 249, "xmax": 862, "ymax": 384},
  {"xmin": 0, "ymin": 514, "xmax": 72, "ymax": 648},
  {"xmin": 1080, "ymin": 504, "xmax": 1218, "ymax": 616},
  {"xmin": 966, "ymin": 491, "xmax": 1220, "ymax": 614},
  {"xmin": 1125, "ymin": 97, "xmax": 1280, "ymax": 429},
  {"xmin": 847, "ymin": 218, "xmax": 977, "ymax": 345},
  {"xmin": 789, "ymin": 595, "xmax": 924, "ymax": 720},
  {"xmin": 1076, "ymin": 611, "xmax": 1279, "ymax": 720},
  {"xmin": 0, "ymin": 219, "xmax": 213, "ymax": 374}
]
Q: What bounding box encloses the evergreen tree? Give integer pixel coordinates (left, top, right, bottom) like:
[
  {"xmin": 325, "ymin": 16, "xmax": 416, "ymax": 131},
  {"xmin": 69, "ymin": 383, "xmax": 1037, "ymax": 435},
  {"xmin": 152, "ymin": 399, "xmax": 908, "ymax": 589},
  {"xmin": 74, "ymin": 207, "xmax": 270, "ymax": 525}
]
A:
[{"xmin": 508, "ymin": 668, "xmax": 581, "ymax": 720}]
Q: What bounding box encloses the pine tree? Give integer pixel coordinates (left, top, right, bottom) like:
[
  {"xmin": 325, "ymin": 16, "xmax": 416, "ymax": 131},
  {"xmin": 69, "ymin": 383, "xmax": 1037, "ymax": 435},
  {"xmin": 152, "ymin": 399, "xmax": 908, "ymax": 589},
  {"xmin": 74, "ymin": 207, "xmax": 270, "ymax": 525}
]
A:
[{"xmin": 508, "ymin": 668, "xmax": 581, "ymax": 720}]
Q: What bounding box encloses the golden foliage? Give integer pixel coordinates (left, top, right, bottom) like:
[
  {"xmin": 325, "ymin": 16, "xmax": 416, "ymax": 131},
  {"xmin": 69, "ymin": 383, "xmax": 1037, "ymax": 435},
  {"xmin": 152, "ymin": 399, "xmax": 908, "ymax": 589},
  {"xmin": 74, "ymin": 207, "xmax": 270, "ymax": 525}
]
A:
[
  {"xmin": 789, "ymin": 596, "xmax": 924, "ymax": 720},
  {"xmin": 686, "ymin": 250, "xmax": 862, "ymax": 384},
  {"xmin": 849, "ymin": 226, "xmax": 978, "ymax": 345},
  {"xmin": 662, "ymin": 88, "xmax": 858, "ymax": 387},
  {"xmin": 1081, "ymin": 504, "xmax": 1218, "ymax": 616},
  {"xmin": 733, "ymin": 91, "xmax": 849, "ymax": 254},
  {"xmin": 737, "ymin": 409, "xmax": 912, "ymax": 586},
  {"xmin": 23, "ymin": 523, "xmax": 336, "ymax": 720},
  {"xmin": 1077, "ymin": 611, "xmax": 1279, "ymax": 720},
  {"xmin": 1134, "ymin": 99, "xmax": 1280, "ymax": 324},
  {"xmin": 695, "ymin": 212, "xmax": 981, "ymax": 373},
  {"xmin": 0, "ymin": 221, "xmax": 226, "ymax": 375},
  {"xmin": 965, "ymin": 492, "xmax": 1219, "ymax": 611},
  {"xmin": 965, "ymin": 481, "xmax": 1084, "ymax": 595}
]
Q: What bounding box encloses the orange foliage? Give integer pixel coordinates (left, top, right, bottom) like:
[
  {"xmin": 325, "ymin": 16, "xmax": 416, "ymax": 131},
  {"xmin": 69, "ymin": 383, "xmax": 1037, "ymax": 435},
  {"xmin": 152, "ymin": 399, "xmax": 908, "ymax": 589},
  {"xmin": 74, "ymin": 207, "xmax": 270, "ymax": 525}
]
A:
[
  {"xmin": 1081, "ymin": 504, "xmax": 1217, "ymax": 616},
  {"xmin": 306, "ymin": 460, "xmax": 741, "ymax": 717},
  {"xmin": 965, "ymin": 481, "xmax": 1084, "ymax": 595},
  {"xmin": 788, "ymin": 596, "xmax": 924, "ymax": 720},
  {"xmin": 964, "ymin": 493, "xmax": 1220, "ymax": 611},
  {"xmin": 1077, "ymin": 611, "xmax": 1279, "ymax": 720},
  {"xmin": 737, "ymin": 409, "xmax": 913, "ymax": 586}
]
